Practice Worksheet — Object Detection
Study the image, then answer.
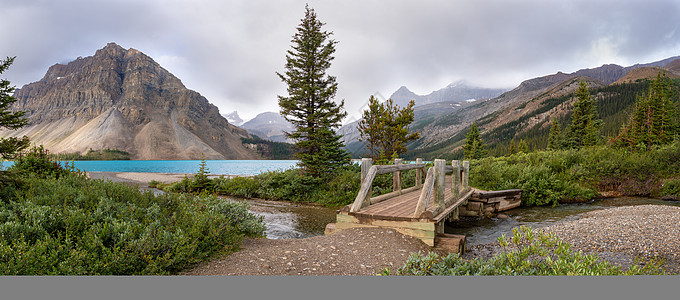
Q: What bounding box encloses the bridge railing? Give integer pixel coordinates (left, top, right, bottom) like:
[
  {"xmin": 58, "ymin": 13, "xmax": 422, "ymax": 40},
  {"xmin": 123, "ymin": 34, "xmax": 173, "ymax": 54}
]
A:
[
  {"xmin": 412, "ymin": 159, "xmax": 471, "ymax": 219},
  {"xmin": 349, "ymin": 158, "xmax": 426, "ymax": 212}
]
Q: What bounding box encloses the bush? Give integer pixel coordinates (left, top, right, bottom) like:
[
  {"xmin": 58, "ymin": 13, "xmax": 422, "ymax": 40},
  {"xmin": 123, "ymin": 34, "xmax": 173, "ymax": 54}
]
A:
[
  {"xmin": 0, "ymin": 170, "xmax": 265, "ymax": 275},
  {"xmin": 389, "ymin": 226, "xmax": 664, "ymax": 276}
]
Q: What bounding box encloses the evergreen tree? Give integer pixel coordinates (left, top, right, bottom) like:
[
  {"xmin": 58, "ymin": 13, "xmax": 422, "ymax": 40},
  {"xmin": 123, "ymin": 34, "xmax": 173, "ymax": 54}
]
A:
[
  {"xmin": 508, "ymin": 138, "xmax": 516, "ymax": 155},
  {"xmin": 1, "ymin": 56, "xmax": 30, "ymax": 159},
  {"xmin": 565, "ymin": 81, "xmax": 601, "ymax": 149},
  {"xmin": 277, "ymin": 6, "xmax": 349, "ymax": 178},
  {"xmin": 518, "ymin": 139, "xmax": 529, "ymax": 153},
  {"xmin": 547, "ymin": 119, "xmax": 562, "ymax": 150},
  {"xmin": 614, "ymin": 71, "xmax": 679, "ymax": 150},
  {"xmin": 357, "ymin": 96, "xmax": 419, "ymax": 162},
  {"xmin": 462, "ymin": 123, "xmax": 487, "ymax": 160}
]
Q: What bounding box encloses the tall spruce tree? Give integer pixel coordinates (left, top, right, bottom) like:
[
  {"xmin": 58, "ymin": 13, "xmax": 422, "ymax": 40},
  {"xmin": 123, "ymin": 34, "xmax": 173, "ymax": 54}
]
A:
[
  {"xmin": 614, "ymin": 71, "xmax": 679, "ymax": 150},
  {"xmin": 277, "ymin": 6, "xmax": 349, "ymax": 178},
  {"xmin": 547, "ymin": 119, "xmax": 562, "ymax": 150},
  {"xmin": 357, "ymin": 96, "xmax": 419, "ymax": 162},
  {"xmin": 462, "ymin": 123, "xmax": 487, "ymax": 160},
  {"xmin": 565, "ymin": 81, "xmax": 601, "ymax": 149},
  {"xmin": 1, "ymin": 56, "xmax": 30, "ymax": 159}
]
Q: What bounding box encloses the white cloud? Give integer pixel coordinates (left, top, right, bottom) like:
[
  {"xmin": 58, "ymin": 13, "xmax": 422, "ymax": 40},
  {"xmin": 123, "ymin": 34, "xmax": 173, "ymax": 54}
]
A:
[{"xmin": 2, "ymin": 0, "xmax": 679, "ymax": 122}]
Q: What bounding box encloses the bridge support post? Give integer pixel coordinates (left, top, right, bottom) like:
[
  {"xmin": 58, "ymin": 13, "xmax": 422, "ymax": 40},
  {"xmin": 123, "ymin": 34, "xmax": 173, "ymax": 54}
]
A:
[
  {"xmin": 415, "ymin": 158, "xmax": 423, "ymax": 187},
  {"xmin": 462, "ymin": 161, "xmax": 470, "ymax": 192},
  {"xmin": 434, "ymin": 159, "xmax": 446, "ymax": 209},
  {"xmin": 393, "ymin": 158, "xmax": 403, "ymax": 193},
  {"xmin": 451, "ymin": 160, "xmax": 460, "ymax": 200},
  {"xmin": 360, "ymin": 158, "xmax": 373, "ymax": 208}
]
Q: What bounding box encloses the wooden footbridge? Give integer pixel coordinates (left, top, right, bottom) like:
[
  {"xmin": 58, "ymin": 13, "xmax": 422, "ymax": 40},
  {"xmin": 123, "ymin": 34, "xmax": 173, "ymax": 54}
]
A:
[{"xmin": 326, "ymin": 158, "xmax": 522, "ymax": 253}]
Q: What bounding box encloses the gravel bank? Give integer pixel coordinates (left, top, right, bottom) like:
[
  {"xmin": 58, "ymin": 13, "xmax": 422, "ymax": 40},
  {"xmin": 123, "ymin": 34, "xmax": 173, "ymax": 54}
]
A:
[{"xmin": 466, "ymin": 205, "xmax": 680, "ymax": 274}]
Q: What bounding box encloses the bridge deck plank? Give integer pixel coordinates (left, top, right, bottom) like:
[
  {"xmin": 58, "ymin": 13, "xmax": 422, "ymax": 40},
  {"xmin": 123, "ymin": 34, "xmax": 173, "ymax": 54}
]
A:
[{"xmin": 353, "ymin": 176, "xmax": 458, "ymax": 221}]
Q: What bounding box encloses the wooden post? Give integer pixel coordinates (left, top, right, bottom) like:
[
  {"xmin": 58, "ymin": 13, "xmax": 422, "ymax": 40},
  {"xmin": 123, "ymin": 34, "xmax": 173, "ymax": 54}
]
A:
[
  {"xmin": 451, "ymin": 160, "xmax": 460, "ymax": 200},
  {"xmin": 393, "ymin": 158, "xmax": 403, "ymax": 193},
  {"xmin": 434, "ymin": 159, "xmax": 446, "ymax": 209},
  {"xmin": 462, "ymin": 160, "xmax": 470, "ymax": 192},
  {"xmin": 361, "ymin": 158, "xmax": 373, "ymax": 208},
  {"xmin": 415, "ymin": 158, "xmax": 423, "ymax": 188}
]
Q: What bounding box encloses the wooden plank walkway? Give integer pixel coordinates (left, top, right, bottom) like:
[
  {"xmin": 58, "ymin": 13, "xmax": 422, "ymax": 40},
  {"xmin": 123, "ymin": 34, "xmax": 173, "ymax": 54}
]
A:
[{"xmin": 352, "ymin": 176, "xmax": 455, "ymax": 221}]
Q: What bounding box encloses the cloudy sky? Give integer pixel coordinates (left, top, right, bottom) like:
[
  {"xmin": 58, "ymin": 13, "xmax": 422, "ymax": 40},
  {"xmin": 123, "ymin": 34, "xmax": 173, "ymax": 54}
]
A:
[{"xmin": 2, "ymin": 0, "xmax": 679, "ymax": 123}]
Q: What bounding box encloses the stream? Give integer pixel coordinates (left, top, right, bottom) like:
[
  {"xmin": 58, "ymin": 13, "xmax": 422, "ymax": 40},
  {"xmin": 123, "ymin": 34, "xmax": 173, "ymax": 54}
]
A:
[{"xmin": 239, "ymin": 196, "xmax": 680, "ymax": 245}]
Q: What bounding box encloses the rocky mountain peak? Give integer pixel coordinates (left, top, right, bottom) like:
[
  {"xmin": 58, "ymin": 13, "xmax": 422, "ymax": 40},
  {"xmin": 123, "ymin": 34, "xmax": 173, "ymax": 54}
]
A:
[{"xmin": 4, "ymin": 43, "xmax": 259, "ymax": 160}]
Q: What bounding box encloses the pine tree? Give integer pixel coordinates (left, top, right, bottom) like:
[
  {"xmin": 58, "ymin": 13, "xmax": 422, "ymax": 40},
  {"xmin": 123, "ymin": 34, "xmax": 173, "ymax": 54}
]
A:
[
  {"xmin": 462, "ymin": 123, "xmax": 487, "ymax": 160},
  {"xmin": 518, "ymin": 139, "xmax": 529, "ymax": 153},
  {"xmin": 614, "ymin": 71, "xmax": 679, "ymax": 150},
  {"xmin": 277, "ymin": 5, "xmax": 349, "ymax": 178},
  {"xmin": 358, "ymin": 96, "xmax": 419, "ymax": 162},
  {"xmin": 565, "ymin": 81, "xmax": 601, "ymax": 149},
  {"xmin": 1, "ymin": 56, "xmax": 30, "ymax": 159},
  {"xmin": 508, "ymin": 139, "xmax": 516, "ymax": 155},
  {"xmin": 547, "ymin": 119, "xmax": 562, "ymax": 150}
]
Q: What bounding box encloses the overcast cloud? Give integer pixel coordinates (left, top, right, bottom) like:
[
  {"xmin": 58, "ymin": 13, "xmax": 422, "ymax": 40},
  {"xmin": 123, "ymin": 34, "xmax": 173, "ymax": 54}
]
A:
[{"xmin": 2, "ymin": 0, "xmax": 679, "ymax": 122}]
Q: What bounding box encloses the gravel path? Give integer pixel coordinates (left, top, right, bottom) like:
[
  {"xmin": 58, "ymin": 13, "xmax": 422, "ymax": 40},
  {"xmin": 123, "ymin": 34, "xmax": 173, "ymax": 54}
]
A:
[{"xmin": 182, "ymin": 227, "xmax": 438, "ymax": 276}]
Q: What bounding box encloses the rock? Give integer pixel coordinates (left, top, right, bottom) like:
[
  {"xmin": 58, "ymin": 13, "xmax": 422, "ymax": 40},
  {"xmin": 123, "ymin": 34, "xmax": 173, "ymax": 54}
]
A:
[
  {"xmin": 3, "ymin": 42, "xmax": 259, "ymax": 160},
  {"xmin": 497, "ymin": 214, "xmax": 509, "ymax": 219}
]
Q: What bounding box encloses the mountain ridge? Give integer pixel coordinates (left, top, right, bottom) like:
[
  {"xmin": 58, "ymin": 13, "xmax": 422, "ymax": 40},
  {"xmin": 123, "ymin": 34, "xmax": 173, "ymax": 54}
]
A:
[{"xmin": 2, "ymin": 42, "xmax": 260, "ymax": 160}]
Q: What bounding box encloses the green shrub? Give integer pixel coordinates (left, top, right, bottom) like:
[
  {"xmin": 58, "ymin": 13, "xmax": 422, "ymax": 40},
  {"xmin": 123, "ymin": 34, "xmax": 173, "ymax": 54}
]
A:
[
  {"xmin": 0, "ymin": 171, "xmax": 265, "ymax": 275},
  {"xmin": 389, "ymin": 226, "xmax": 664, "ymax": 276}
]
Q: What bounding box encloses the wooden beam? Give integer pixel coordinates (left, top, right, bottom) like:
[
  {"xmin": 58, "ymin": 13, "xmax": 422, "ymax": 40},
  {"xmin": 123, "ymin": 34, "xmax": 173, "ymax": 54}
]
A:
[
  {"xmin": 368, "ymin": 185, "xmax": 420, "ymax": 205},
  {"xmin": 434, "ymin": 159, "xmax": 446, "ymax": 209},
  {"xmin": 393, "ymin": 158, "xmax": 403, "ymax": 193},
  {"xmin": 413, "ymin": 167, "xmax": 435, "ymax": 218},
  {"xmin": 375, "ymin": 163, "xmax": 426, "ymax": 174},
  {"xmin": 475, "ymin": 189, "xmax": 523, "ymax": 199},
  {"xmin": 451, "ymin": 160, "xmax": 460, "ymax": 200},
  {"xmin": 415, "ymin": 158, "xmax": 423, "ymax": 188},
  {"xmin": 350, "ymin": 165, "xmax": 377, "ymax": 212},
  {"xmin": 432, "ymin": 189, "xmax": 474, "ymax": 222}
]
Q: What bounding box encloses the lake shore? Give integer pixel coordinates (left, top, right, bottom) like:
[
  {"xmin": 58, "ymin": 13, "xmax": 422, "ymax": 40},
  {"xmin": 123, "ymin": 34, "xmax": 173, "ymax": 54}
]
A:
[{"xmin": 87, "ymin": 171, "xmax": 239, "ymax": 187}]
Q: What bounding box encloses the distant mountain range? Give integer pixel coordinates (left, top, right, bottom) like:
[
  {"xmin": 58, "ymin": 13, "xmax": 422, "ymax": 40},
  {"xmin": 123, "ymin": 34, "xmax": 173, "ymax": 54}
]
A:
[
  {"xmin": 239, "ymin": 112, "xmax": 294, "ymax": 143},
  {"xmin": 390, "ymin": 80, "xmax": 508, "ymax": 108},
  {"xmin": 1, "ymin": 43, "xmax": 260, "ymax": 160}
]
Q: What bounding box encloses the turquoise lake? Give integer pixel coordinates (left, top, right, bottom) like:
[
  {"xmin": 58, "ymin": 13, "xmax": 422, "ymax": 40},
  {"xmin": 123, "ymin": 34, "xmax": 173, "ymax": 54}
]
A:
[{"xmin": 2, "ymin": 160, "xmax": 299, "ymax": 176}]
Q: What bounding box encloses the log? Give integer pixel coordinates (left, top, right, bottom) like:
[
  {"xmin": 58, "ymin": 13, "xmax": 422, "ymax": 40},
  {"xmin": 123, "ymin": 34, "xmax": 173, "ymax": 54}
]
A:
[
  {"xmin": 413, "ymin": 167, "xmax": 435, "ymax": 218},
  {"xmin": 415, "ymin": 158, "xmax": 423, "ymax": 187},
  {"xmin": 375, "ymin": 163, "xmax": 426, "ymax": 174},
  {"xmin": 434, "ymin": 159, "xmax": 446, "ymax": 209},
  {"xmin": 475, "ymin": 189, "xmax": 523, "ymax": 199},
  {"xmin": 350, "ymin": 165, "xmax": 377, "ymax": 212},
  {"xmin": 393, "ymin": 159, "xmax": 402, "ymax": 192},
  {"xmin": 435, "ymin": 233, "xmax": 466, "ymax": 254}
]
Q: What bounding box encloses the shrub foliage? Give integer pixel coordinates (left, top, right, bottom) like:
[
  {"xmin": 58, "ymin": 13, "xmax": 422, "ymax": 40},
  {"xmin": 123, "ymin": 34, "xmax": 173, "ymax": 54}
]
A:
[{"xmin": 0, "ymin": 148, "xmax": 265, "ymax": 275}]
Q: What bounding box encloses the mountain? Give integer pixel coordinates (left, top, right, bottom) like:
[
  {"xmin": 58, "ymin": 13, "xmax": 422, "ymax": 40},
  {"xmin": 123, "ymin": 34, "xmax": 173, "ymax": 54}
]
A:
[
  {"xmin": 390, "ymin": 80, "xmax": 508, "ymax": 108},
  {"xmin": 402, "ymin": 57, "xmax": 680, "ymax": 159},
  {"xmin": 222, "ymin": 111, "xmax": 244, "ymax": 126},
  {"xmin": 239, "ymin": 112, "xmax": 294, "ymax": 143},
  {"xmin": 2, "ymin": 43, "xmax": 260, "ymax": 160},
  {"xmin": 339, "ymin": 56, "xmax": 680, "ymax": 159}
]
